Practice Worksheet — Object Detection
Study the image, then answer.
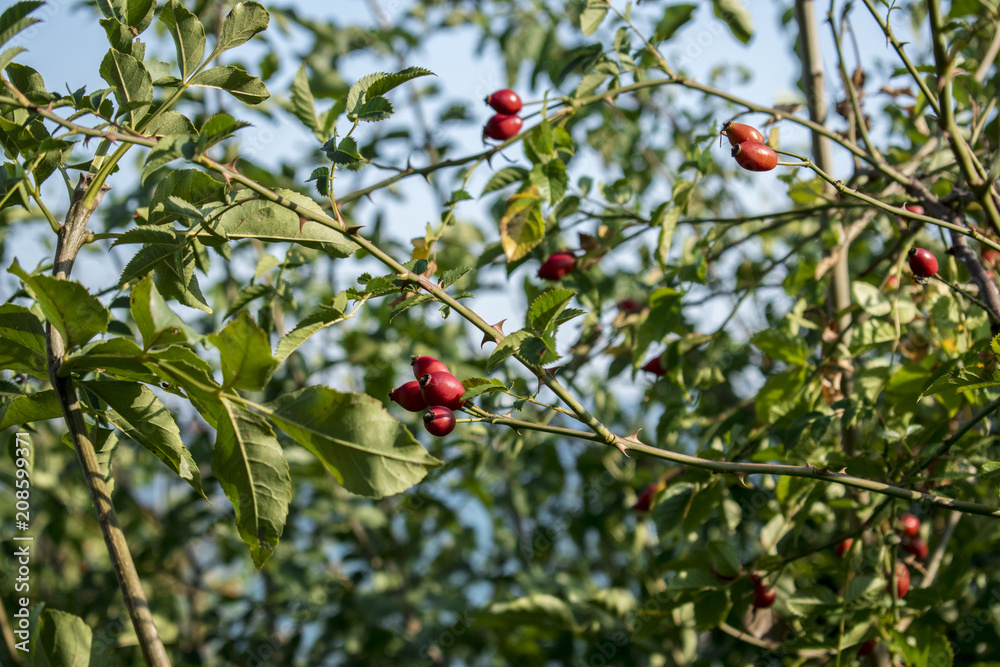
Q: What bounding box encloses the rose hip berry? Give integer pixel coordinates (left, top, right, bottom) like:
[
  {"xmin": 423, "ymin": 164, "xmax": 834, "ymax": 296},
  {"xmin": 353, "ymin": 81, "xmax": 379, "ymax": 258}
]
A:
[
  {"xmin": 907, "ymin": 248, "xmax": 938, "ymax": 279},
  {"xmin": 538, "ymin": 253, "xmax": 576, "ymax": 281},
  {"xmin": 484, "ymin": 113, "xmax": 523, "ymax": 141},
  {"xmin": 642, "ymin": 356, "xmax": 666, "ymax": 376},
  {"xmin": 857, "ymin": 639, "xmax": 877, "ymax": 657},
  {"xmin": 618, "ymin": 298, "xmax": 642, "ymax": 314},
  {"xmin": 888, "ymin": 561, "xmax": 910, "ymax": 599},
  {"xmin": 835, "ymin": 538, "xmax": 853, "ymax": 558},
  {"xmin": 904, "ymin": 203, "xmax": 925, "ymax": 216},
  {"xmin": 732, "ymin": 141, "xmax": 778, "ymax": 172},
  {"xmin": 412, "ymin": 355, "xmax": 449, "ymax": 380},
  {"xmin": 902, "ymin": 537, "xmax": 929, "ymax": 560},
  {"xmin": 900, "ymin": 513, "xmax": 921, "ymax": 537},
  {"xmin": 389, "ymin": 381, "xmax": 427, "ymax": 412},
  {"xmin": 423, "ymin": 406, "xmax": 456, "ymax": 437},
  {"xmin": 420, "ymin": 371, "xmax": 466, "ymax": 410},
  {"xmin": 486, "ymin": 89, "xmax": 522, "ymax": 115},
  {"xmin": 721, "ymin": 120, "xmax": 765, "ymax": 147},
  {"xmin": 632, "ymin": 482, "xmax": 658, "ymax": 512},
  {"xmin": 750, "ymin": 575, "xmax": 776, "ymax": 608}
]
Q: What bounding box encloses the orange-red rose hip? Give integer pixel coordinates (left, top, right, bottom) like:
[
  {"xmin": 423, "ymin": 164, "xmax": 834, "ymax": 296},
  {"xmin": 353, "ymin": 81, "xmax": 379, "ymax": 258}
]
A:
[
  {"xmin": 420, "ymin": 371, "xmax": 466, "ymax": 410},
  {"xmin": 389, "ymin": 381, "xmax": 427, "ymax": 412},
  {"xmin": 412, "ymin": 355, "xmax": 449, "ymax": 380},
  {"xmin": 486, "ymin": 89, "xmax": 522, "ymax": 114},
  {"xmin": 721, "ymin": 120, "xmax": 765, "ymax": 146},
  {"xmin": 484, "ymin": 113, "xmax": 522, "ymax": 141},
  {"xmin": 732, "ymin": 141, "xmax": 778, "ymax": 172},
  {"xmin": 538, "ymin": 253, "xmax": 576, "ymax": 281},
  {"xmin": 423, "ymin": 406, "xmax": 456, "ymax": 437}
]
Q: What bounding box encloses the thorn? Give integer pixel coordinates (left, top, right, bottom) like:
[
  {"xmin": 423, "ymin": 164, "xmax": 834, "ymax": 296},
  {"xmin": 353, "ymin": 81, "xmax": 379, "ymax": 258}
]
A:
[
  {"xmin": 103, "ymin": 132, "xmax": 118, "ymax": 143},
  {"xmin": 623, "ymin": 428, "xmax": 643, "ymax": 445},
  {"xmin": 298, "ymin": 215, "xmax": 308, "ymax": 233},
  {"xmin": 613, "ymin": 440, "xmax": 630, "ymax": 457},
  {"xmin": 346, "ymin": 225, "xmax": 365, "ymax": 236},
  {"xmin": 733, "ymin": 472, "xmax": 749, "ymax": 488},
  {"xmin": 481, "ymin": 320, "xmax": 506, "ymax": 348},
  {"xmin": 219, "ymin": 157, "xmax": 241, "ymax": 187},
  {"xmin": 544, "ymin": 366, "xmax": 563, "ymax": 378}
]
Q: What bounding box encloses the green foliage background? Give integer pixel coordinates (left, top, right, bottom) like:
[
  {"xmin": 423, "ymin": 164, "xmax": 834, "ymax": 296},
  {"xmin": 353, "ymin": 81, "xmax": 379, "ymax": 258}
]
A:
[{"xmin": 1, "ymin": 0, "xmax": 1000, "ymax": 665}]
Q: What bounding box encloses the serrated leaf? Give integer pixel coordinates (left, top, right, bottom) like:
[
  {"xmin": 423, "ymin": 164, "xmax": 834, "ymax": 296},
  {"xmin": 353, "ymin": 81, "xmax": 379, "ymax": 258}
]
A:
[
  {"xmin": 118, "ymin": 244, "xmax": 179, "ymax": 287},
  {"xmin": 323, "ymin": 136, "xmax": 363, "ymax": 166},
  {"xmin": 266, "ymin": 386, "xmax": 441, "ymax": 499},
  {"xmin": 196, "ymin": 112, "xmax": 250, "ymax": 153},
  {"xmin": 159, "ymin": 0, "xmax": 205, "ymax": 79},
  {"xmin": 354, "ymin": 95, "xmax": 393, "ymax": 122},
  {"xmin": 980, "ymin": 461, "xmax": 1000, "ymax": 482},
  {"xmin": 346, "ymin": 66, "xmax": 433, "ymax": 120},
  {"xmin": 476, "ymin": 594, "xmax": 579, "ymax": 632},
  {"xmin": 655, "ymin": 3, "xmax": 697, "ymax": 42},
  {"xmin": 188, "ymin": 65, "xmax": 269, "ymax": 104},
  {"xmin": 274, "ymin": 295, "xmax": 349, "ymax": 364},
  {"xmin": 527, "ymin": 288, "xmax": 576, "ymax": 336},
  {"xmin": 487, "ymin": 329, "xmax": 538, "ymax": 371},
  {"xmin": 59, "ymin": 338, "xmax": 159, "ymax": 384},
  {"xmin": 529, "ymin": 160, "xmax": 568, "ymax": 206},
  {"xmin": 8, "ymin": 260, "xmax": 110, "ymax": 350},
  {"xmin": 0, "ymin": 2, "xmax": 43, "ymax": 51},
  {"xmin": 99, "ymin": 49, "xmax": 153, "ymax": 127},
  {"xmin": 224, "ymin": 283, "xmax": 273, "ymax": 319},
  {"xmin": 845, "ymin": 575, "xmax": 883, "ymax": 603},
  {"xmin": 290, "ymin": 64, "xmax": 321, "ymax": 135},
  {"xmin": 39, "ymin": 609, "xmax": 91, "ymax": 667},
  {"xmin": 307, "ymin": 166, "xmax": 330, "ymax": 197},
  {"xmin": 214, "ymin": 399, "xmax": 290, "ymax": 567},
  {"xmin": 0, "ymin": 303, "xmax": 47, "ymax": 377},
  {"xmin": 126, "ymin": 0, "xmax": 156, "ymax": 34},
  {"xmin": 207, "ymin": 311, "xmax": 277, "ymax": 391},
  {"xmin": 82, "ymin": 380, "xmax": 206, "ymax": 499},
  {"xmin": 500, "ymin": 191, "xmax": 545, "ymax": 262},
  {"xmin": 0, "ymin": 391, "xmax": 62, "ymax": 430},
  {"xmin": 211, "ymin": 1, "xmax": 269, "ymax": 59},
  {"xmin": 482, "ymin": 166, "xmax": 529, "ymax": 195},
  {"xmin": 460, "ymin": 377, "xmax": 507, "ymax": 401},
  {"xmin": 389, "ymin": 294, "xmax": 436, "ymax": 322},
  {"xmin": 439, "ymin": 267, "xmax": 472, "ymax": 289},
  {"xmin": 0, "ymin": 46, "xmax": 27, "ymax": 73}
]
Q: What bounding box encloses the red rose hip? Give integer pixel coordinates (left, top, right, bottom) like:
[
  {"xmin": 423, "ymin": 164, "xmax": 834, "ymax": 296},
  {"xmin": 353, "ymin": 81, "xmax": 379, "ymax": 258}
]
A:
[
  {"xmin": 423, "ymin": 406, "xmax": 456, "ymax": 437},
  {"xmin": 485, "ymin": 89, "xmax": 523, "ymax": 114},
  {"xmin": 412, "ymin": 355, "xmax": 449, "ymax": 380},
  {"xmin": 420, "ymin": 371, "xmax": 466, "ymax": 410},
  {"xmin": 632, "ymin": 482, "xmax": 658, "ymax": 512},
  {"xmin": 642, "ymin": 356, "xmax": 666, "ymax": 376},
  {"xmin": 484, "ymin": 113, "xmax": 523, "ymax": 141},
  {"xmin": 907, "ymin": 248, "xmax": 938, "ymax": 278},
  {"xmin": 904, "ymin": 203, "xmax": 925, "ymax": 215},
  {"xmin": 389, "ymin": 381, "xmax": 427, "ymax": 412},
  {"xmin": 857, "ymin": 639, "xmax": 877, "ymax": 657},
  {"xmin": 721, "ymin": 120, "xmax": 765, "ymax": 146},
  {"xmin": 732, "ymin": 141, "xmax": 778, "ymax": 172},
  {"xmin": 899, "ymin": 513, "xmax": 921, "ymax": 537},
  {"xmin": 902, "ymin": 537, "xmax": 928, "ymax": 560},
  {"xmin": 835, "ymin": 538, "xmax": 853, "ymax": 558},
  {"xmin": 538, "ymin": 253, "xmax": 576, "ymax": 281},
  {"xmin": 888, "ymin": 561, "xmax": 910, "ymax": 598},
  {"xmin": 750, "ymin": 575, "xmax": 776, "ymax": 608}
]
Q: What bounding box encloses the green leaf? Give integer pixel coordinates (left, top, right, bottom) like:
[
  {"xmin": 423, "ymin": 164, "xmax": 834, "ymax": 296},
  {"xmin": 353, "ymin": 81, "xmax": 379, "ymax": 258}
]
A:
[
  {"xmin": 81, "ymin": 380, "xmax": 206, "ymax": 499},
  {"xmin": 92, "ymin": 427, "xmax": 118, "ymax": 494},
  {"xmin": 482, "ymin": 166, "xmax": 529, "ymax": 195},
  {"xmin": 694, "ymin": 589, "xmax": 731, "ymax": 631},
  {"xmin": 845, "ymin": 575, "xmax": 883, "ymax": 603},
  {"xmin": 211, "ymin": 1, "xmax": 269, "ymax": 60},
  {"xmin": 0, "ymin": 303, "xmax": 47, "ymax": 377},
  {"xmin": 527, "ymin": 288, "xmax": 576, "ymax": 336},
  {"xmin": 981, "ymin": 461, "xmax": 1000, "ymax": 483},
  {"xmin": 919, "ymin": 368, "xmax": 1000, "ymax": 399},
  {"xmin": 8, "ymin": 260, "xmax": 110, "ymax": 350},
  {"xmin": 654, "ymin": 204, "xmax": 680, "ymax": 269},
  {"xmin": 153, "ymin": 244, "xmax": 211, "ymax": 313},
  {"xmin": 529, "ymin": 160, "xmax": 568, "ymax": 206},
  {"xmin": 207, "ymin": 311, "xmax": 278, "ymax": 391},
  {"xmin": 274, "ymin": 296, "xmax": 349, "ymax": 364},
  {"xmin": 889, "ymin": 628, "xmax": 952, "ymax": 667},
  {"xmin": 196, "ymin": 112, "xmax": 250, "ymax": 153},
  {"xmin": 188, "ymin": 65, "xmax": 269, "ymax": 104},
  {"xmin": 0, "ymin": 391, "xmax": 62, "ymax": 430},
  {"xmin": 354, "ymin": 95, "xmax": 394, "ymax": 122},
  {"xmin": 476, "ymin": 594, "xmax": 579, "ymax": 632},
  {"xmin": 0, "ymin": 46, "xmax": 27, "ymax": 73},
  {"xmin": 500, "ymin": 191, "xmax": 545, "ymax": 262},
  {"xmin": 487, "ymin": 330, "xmax": 538, "ymax": 372},
  {"xmin": 712, "ymin": 0, "xmax": 754, "ymax": 43},
  {"xmin": 289, "ymin": 64, "xmax": 321, "ymax": 136},
  {"xmin": 125, "ymin": 0, "xmax": 156, "ymax": 34},
  {"xmin": 142, "ymin": 135, "xmax": 195, "ymax": 184},
  {"xmin": 59, "ymin": 338, "xmax": 159, "ymax": 385},
  {"xmin": 99, "ymin": 49, "xmax": 154, "ymax": 127},
  {"xmin": 39, "ymin": 609, "xmax": 91, "ymax": 667},
  {"xmin": 265, "ymin": 386, "xmax": 442, "ymax": 499},
  {"xmin": 460, "ymin": 377, "xmax": 507, "ymax": 401},
  {"xmin": 223, "ymin": 284, "xmax": 272, "ymax": 319},
  {"xmin": 346, "ymin": 67, "xmax": 433, "ymax": 121},
  {"xmin": 707, "ymin": 541, "xmax": 741, "ymax": 579},
  {"xmin": 145, "ymin": 346, "xmax": 222, "ymax": 424},
  {"xmin": 852, "ymin": 281, "xmax": 892, "ymax": 317},
  {"xmin": 655, "ymin": 3, "xmax": 697, "ymax": 42},
  {"xmin": 323, "ymin": 136, "xmax": 364, "ymax": 166},
  {"xmin": 0, "ymin": 2, "xmax": 41, "ymax": 52},
  {"xmin": 130, "ymin": 275, "xmax": 195, "ymax": 349},
  {"xmin": 580, "ymin": 0, "xmax": 608, "ymax": 35},
  {"xmin": 751, "ymin": 329, "xmax": 810, "ymax": 366},
  {"xmin": 213, "ymin": 399, "xmax": 290, "ymax": 567},
  {"xmin": 212, "ymin": 189, "xmax": 358, "ymax": 257},
  {"xmin": 389, "ymin": 293, "xmax": 436, "ymax": 322}
]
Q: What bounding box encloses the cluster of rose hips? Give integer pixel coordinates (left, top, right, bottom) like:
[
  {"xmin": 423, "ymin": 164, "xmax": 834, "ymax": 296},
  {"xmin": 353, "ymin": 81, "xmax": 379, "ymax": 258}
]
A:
[
  {"xmin": 389, "ymin": 356, "xmax": 466, "ymax": 437},
  {"xmin": 721, "ymin": 120, "xmax": 778, "ymax": 172},
  {"xmin": 836, "ymin": 513, "xmax": 923, "ymax": 600},
  {"xmin": 483, "ymin": 89, "xmax": 523, "ymax": 141}
]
